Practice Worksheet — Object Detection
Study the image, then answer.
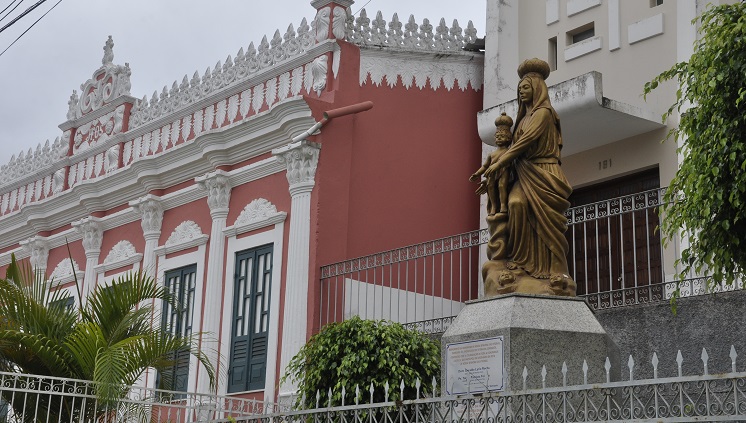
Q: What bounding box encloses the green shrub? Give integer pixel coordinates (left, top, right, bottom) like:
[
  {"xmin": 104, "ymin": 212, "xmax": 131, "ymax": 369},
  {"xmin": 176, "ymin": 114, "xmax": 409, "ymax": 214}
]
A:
[{"xmin": 282, "ymin": 316, "xmax": 440, "ymax": 409}]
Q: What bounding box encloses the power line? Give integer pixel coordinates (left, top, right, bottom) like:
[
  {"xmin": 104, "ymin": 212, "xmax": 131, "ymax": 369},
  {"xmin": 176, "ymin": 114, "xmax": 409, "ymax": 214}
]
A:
[
  {"xmin": 0, "ymin": 0, "xmax": 24, "ymax": 24},
  {"xmin": 0, "ymin": 0, "xmax": 60, "ymax": 58},
  {"xmin": 0, "ymin": 0, "xmax": 46, "ymax": 34}
]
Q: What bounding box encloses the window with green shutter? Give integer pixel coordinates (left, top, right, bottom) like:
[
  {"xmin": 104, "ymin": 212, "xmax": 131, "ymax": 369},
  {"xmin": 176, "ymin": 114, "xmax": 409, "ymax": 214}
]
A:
[
  {"xmin": 158, "ymin": 264, "xmax": 197, "ymax": 394},
  {"xmin": 228, "ymin": 244, "xmax": 273, "ymax": 393}
]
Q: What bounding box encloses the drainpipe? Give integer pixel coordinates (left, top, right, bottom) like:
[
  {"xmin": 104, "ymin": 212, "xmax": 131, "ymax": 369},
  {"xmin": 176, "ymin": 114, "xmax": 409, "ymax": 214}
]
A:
[{"xmin": 291, "ymin": 101, "xmax": 374, "ymax": 142}]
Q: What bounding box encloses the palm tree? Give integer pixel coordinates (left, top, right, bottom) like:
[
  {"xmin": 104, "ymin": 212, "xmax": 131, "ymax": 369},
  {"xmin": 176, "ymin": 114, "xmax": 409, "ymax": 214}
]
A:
[{"xmin": 0, "ymin": 254, "xmax": 215, "ymax": 422}]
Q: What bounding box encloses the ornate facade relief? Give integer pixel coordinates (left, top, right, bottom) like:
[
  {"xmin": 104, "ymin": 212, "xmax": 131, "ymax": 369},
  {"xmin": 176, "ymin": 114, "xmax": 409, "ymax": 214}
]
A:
[
  {"xmin": 346, "ymin": 9, "xmax": 477, "ymax": 52},
  {"xmin": 49, "ymin": 259, "xmax": 81, "ymax": 282},
  {"xmin": 0, "ymin": 135, "xmax": 68, "ymax": 189},
  {"xmin": 165, "ymin": 221, "xmax": 205, "ymax": 246},
  {"xmin": 20, "ymin": 237, "xmax": 49, "ymax": 270},
  {"xmin": 234, "ymin": 198, "xmax": 282, "ymax": 227},
  {"xmin": 359, "ymin": 53, "xmax": 483, "ymax": 91},
  {"xmin": 131, "ymin": 196, "xmax": 164, "ymax": 237},
  {"xmin": 273, "ymin": 140, "xmax": 321, "ymax": 190},
  {"xmin": 128, "ymin": 17, "xmax": 316, "ymax": 129},
  {"xmin": 196, "ymin": 171, "xmax": 232, "ymax": 216},
  {"xmin": 72, "ymin": 105, "xmax": 126, "ymax": 154},
  {"xmin": 103, "ymin": 240, "xmax": 138, "ymax": 264},
  {"xmin": 73, "ymin": 218, "xmax": 103, "ymax": 254},
  {"xmin": 311, "ymin": 55, "xmax": 328, "ymax": 96},
  {"xmin": 69, "ymin": 36, "xmax": 132, "ymax": 120}
]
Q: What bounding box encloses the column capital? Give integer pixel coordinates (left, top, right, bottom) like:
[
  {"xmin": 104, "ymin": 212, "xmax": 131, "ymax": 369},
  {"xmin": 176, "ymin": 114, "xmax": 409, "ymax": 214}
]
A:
[
  {"xmin": 20, "ymin": 236, "xmax": 50, "ymax": 271},
  {"xmin": 196, "ymin": 170, "xmax": 232, "ymax": 218},
  {"xmin": 130, "ymin": 194, "xmax": 164, "ymax": 239},
  {"xmin": 72, "ymin": 217, "xmax": 103, "ymax": 255},
  {"xmin": 273, "ymin": 140, "xmax": 321, "ymax": 194}
]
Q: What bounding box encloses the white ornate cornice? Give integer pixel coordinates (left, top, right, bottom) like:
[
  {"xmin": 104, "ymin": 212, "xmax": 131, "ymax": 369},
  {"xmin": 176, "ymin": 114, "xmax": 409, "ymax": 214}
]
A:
[
  {"xmin": 154, "ymin": 220, "xmax": 209, "ymax": 256},
  {"xmin": 130, "ymin": 195, "xmax": 164, "ymax": 239},
  {"xmin": 272, "ymin": 140, "xmax": 321, "ymax": 194},
  {"xmin": 224, "ymin": 198, "xmax": 287, "ymax": 237},
  {"xmin": 72, "ymin": 217, "xmax": 103, "ymax": 255},
  {"xmin": 359, "ymin": 49, "xmax": 483, "ymax": 91},
  {"xmin": 19, "ymin": 236, "xmax": 50, "ymax": 270},
  {"xmin": 196, "ymin": 171, "xmax": 232, "ymax": 217},
  {"xmin": 311, "ymin": 0, "xmax": 354, "ymax": 9},
  {"xmin": 48, "ymin": 259, "xmax": 84, "ymax": 287},
  {"xmin": 95, "ymin": 240, "xmax": 142, "ymax": 273}
]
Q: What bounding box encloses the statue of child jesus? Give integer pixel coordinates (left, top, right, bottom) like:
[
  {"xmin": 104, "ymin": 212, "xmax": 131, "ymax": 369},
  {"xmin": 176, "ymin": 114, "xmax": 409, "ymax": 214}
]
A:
[{"xmin": 470, "ymin": 112, "xmax": 513, "ymax": 215}]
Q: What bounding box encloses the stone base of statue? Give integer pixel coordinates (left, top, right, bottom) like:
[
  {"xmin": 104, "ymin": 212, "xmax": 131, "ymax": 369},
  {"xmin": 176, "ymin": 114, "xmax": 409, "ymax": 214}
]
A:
[{"xmin": 441, "ymin": 293, "xmax": 619, "ymax": 394}]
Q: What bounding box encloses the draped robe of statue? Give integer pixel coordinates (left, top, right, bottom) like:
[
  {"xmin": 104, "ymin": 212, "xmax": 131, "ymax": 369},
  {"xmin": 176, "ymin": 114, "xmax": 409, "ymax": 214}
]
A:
[{"xmin": 482, "ymin": 60, "xmax": 576, "ymax": 297}]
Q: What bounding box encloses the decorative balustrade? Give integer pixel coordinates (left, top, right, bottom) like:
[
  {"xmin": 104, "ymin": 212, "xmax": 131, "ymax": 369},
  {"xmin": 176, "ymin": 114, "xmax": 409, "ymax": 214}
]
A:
[{"xmin": 346, "ymin": 9, "xmax": 478, "ymax": 52}]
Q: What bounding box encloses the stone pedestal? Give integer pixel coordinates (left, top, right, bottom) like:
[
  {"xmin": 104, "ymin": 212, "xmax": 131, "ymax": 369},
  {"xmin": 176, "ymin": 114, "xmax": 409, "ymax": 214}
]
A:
[{"xmin": 442, "ymin": 294, "xmax": 619, "ymax": 393}]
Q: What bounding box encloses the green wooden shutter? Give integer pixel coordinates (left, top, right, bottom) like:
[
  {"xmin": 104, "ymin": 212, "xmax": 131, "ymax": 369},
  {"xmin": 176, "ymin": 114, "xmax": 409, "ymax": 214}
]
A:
[
  {"xmin": 159, "ymin": 264, "xmax": 196, "ymax": 394},
  {"xmin": 228, "ymin": 244, "xmax": 273, "ymax": 393}
]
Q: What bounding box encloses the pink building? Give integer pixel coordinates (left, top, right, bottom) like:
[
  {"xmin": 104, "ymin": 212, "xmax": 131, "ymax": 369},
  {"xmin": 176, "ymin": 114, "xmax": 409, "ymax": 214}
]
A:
[{"xmin": 0, "ymin": 0, "xmax": 484, "ymax": 403}]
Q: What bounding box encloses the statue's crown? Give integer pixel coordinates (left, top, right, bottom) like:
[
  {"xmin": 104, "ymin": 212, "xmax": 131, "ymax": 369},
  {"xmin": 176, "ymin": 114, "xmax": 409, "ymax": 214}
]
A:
[
  {"xmin": 495, "ymin": 112, "xmax": 514, "ymax": 128},
  {"xmin": 517, "ymin": 58, "xmax": 551, "ymax": 80}
]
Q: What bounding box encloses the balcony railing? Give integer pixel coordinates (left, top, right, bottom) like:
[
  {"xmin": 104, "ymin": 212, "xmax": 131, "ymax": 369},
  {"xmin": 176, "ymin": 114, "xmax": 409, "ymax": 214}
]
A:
[{"xmin": 319, "ymin": 187, "xmax": 737, "ymax": 332}]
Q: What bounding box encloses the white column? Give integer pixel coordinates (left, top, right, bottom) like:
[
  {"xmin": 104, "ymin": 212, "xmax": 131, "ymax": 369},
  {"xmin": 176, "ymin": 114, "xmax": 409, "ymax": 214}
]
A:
[
  {"xmin": 195, "ymin": 170, "xmax": 232, "ymax": 395},
  {"xmin": 272, "ymin": 140, "xmax": 321, "ymax": 400},
  {"xmin": 131, "ymin": 195, "xmax": 164, "ymax": 278},
  {"xmin": 130, "ymin": 195, "xmax": 164, "ymax": 389},
  {"xmin": 20, "ymin": 236, "xmax": 50, "ymax": 280},
  {"xmin": 73, "ymin": 218, "xmax": 103, "ymax": 304}
]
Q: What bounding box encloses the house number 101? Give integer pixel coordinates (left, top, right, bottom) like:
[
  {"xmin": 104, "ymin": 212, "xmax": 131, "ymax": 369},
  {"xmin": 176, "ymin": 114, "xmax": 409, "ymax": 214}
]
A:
[{"xmin": 599, "ymin": 159, "xmax": 612, "ymax": 170}]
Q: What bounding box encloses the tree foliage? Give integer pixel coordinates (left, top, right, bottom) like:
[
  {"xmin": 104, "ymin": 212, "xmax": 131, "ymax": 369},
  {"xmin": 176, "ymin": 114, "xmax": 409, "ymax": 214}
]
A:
[
  {"xmin": 0, "ymin": 255, "xmax": 215, "ymax": 420},
  {"xmin": 644, "ymin": 2, "xmax": 746, "ymax": 290},
  {"xmin": 282, "ymin": 316, "xmax": 440, "ymax": 409}
]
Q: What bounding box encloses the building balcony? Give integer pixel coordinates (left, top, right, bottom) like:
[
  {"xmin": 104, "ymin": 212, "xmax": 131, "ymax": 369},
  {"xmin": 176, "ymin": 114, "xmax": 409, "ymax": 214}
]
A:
[{"xmin": 319, "ymin": 187, "xmax": 740, "ymax": 334}]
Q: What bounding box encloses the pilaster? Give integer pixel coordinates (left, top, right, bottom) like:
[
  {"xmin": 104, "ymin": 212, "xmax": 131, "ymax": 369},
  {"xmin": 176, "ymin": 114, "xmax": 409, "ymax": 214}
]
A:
[
  {"xmin": 20, "ymin": 236, "xmax": 50, "ymax": 278},
  {"xmin": 72, "ymin": 217, "xmax": 103, "ymax": 302},
  {"xmin": 272, "ymin": 140, "xmax": 320, "ymax": 400},
  {"xmin": 195, "ymin": 170, "xmax": 232, "ymax": 394},
  {"xmin": 130, "ymin": 195, "xmax": 164, "ymax": 277}
]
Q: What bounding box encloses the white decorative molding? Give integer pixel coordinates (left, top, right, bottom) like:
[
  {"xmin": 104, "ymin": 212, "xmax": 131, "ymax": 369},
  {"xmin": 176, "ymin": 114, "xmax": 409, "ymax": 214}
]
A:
[
  {"xmin": 0, "ymin": 136, "xmax": 68, "ymax": 190},
  {"xmin": 273, "ymin": 140, "xmax": 321, "ymax": 193},
  {"xmin": 154, "ymin": 220, "xmax": 209, "ymax": 255},
  {"xmin": 71, "ymin": 36, "xmax": 132, "ymax": 119},
  {"xmin": 628, "ymin": 13, "xmax": 664, "ymax": 45},
  {"xmin": 546, "ymin": 0, "xmax": 559, "ymax": 25},
  {"xmin": 128, "ymin": 17, "xmax": 315, "ymax": 129},
  {"xmin": 19, "ymin": 236, "xmax": 49, "ymax": 270},
  {"xmin": 346, "ymin": 9, "xmax": 478, "ymax": 52},
  {"xmin": 72, "ymin": 105, "xmax": 126, "ymax": 155},
  {"xmin": 48, "ymin": 259, "xmax": 84, "ymax": 286},
  {"xmin": 72, "ymin": 218, "xmax": 103, "ymax": 254},
  {"xmin": 130, "ymin": 196, "xmax": 164, "ymax": 238},
  {"xmin": 359, "ymin": 51, "xmax": 483, "ymax": 91},
  {"xmin": 96, "ymin": 240, "xmax": 142, "ymax": 273},
  {"xmin": 564, "ymin": 36, "xmax": 603, "ymax": 61},
  {"xmin": 608, "ymin": 0, "xmax": 621, "ymax": 51},
  {"xmin": 196, "ymin": 171, "xmax": 232, "ymax": 217},
  {"xmin": 567, "ymin": 0, "xmax": 602, "ymax": 17},
  {"xmin": 332, "ymin": 6, "xmax": 347, "ymax": 40},
  {"xmin": 315, "ymin": 7, "xmax": 332, "ymax": 43},
  {"xmin": 311, "ymin": 55, "xmax": 328, "ymax": 96},
  {"xmin": 224, "ymin": 198, "xmax": 287, "ymax": 237}
]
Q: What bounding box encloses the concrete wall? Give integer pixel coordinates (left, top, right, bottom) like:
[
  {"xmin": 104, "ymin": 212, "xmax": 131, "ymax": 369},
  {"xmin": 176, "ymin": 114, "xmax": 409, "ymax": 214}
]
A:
[{"xmin": 595, "ymin": 289, "xmax": 746, "ymax": 380}]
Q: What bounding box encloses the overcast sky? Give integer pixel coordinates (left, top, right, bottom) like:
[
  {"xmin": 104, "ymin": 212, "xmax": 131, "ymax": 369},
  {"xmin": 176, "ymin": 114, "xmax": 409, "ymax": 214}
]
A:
[{"xmin": 0, "ymin": 0, "xmax": 486, "ymax": 168}]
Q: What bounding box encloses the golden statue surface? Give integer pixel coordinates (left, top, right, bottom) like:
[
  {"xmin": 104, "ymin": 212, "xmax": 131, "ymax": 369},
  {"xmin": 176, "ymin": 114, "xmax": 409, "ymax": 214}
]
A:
[{"xmin": 472, "ymin": 58, "xmax": 576, "ymax": 297}]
